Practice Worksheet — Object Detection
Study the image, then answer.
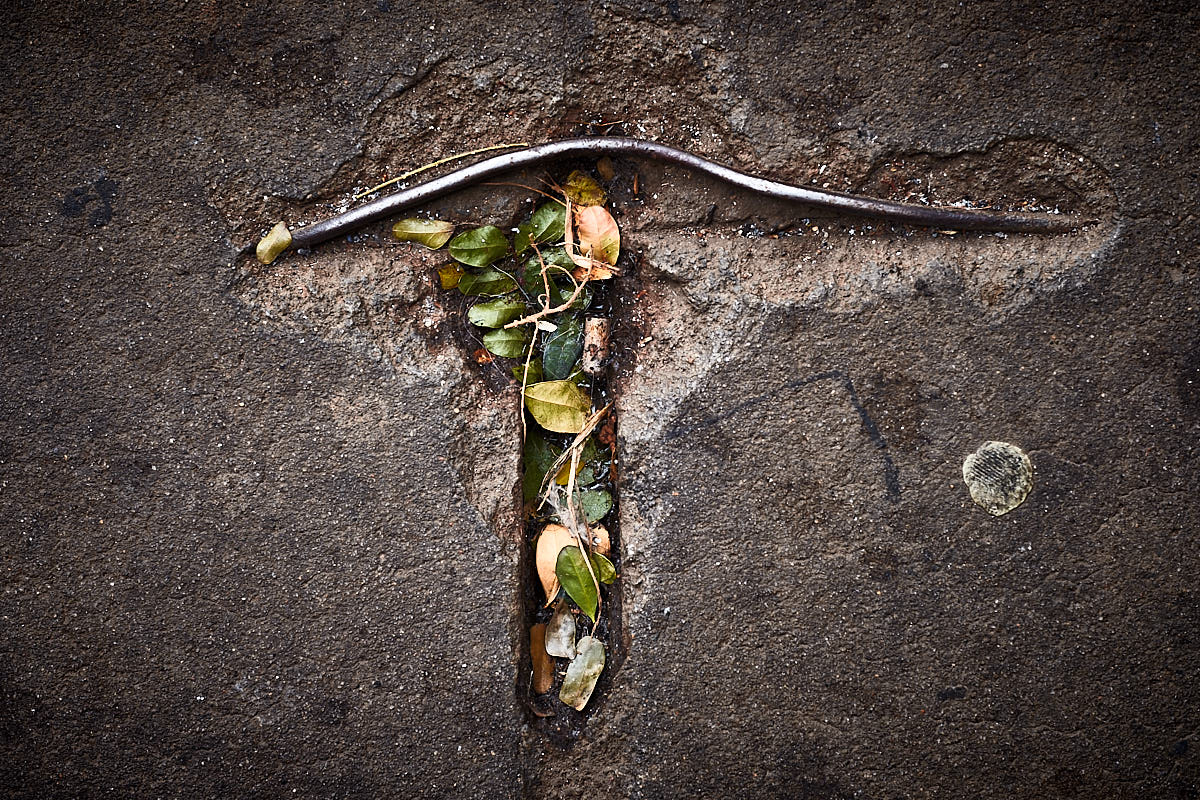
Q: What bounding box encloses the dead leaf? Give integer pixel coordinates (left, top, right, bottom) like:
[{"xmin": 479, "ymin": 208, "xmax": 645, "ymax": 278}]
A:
[
  {"xmin": 596, "ymin": 157, "xmax": 615, "ymax": 181},
  {"xmin": 535, "ymin": 523, "xmax": 576, "ymax": 602},
  {"xmin": 596, "ymin": 414, "xmax": 616, "ymax": 448},
  {"xmin": 588, "ymin": 523, "xmax": 611, "ymax": 557},
  {"xmin": 530, "ymin": 623, "xmax": 555, "ymax": 694},
  {"xmin": 569, "ymin": 205, "xmax": 619, "ymax": 280},
  {"xmin": 545, "ymin": 598, "xmax": 576, "ymax": 658},
  {"xmin": 560, "ymin": 636, "xmax": 605, "ymax": 711}
]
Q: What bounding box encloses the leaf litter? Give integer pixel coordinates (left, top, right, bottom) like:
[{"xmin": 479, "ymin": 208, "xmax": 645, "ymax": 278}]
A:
[{"xmin": 394, "ymin": 164, "xmax": 624, "ymax": 719}]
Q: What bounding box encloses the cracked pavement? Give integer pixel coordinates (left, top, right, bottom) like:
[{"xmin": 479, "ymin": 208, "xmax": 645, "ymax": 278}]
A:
[{"xmin": 2, "ymin": 2, "xmax": 1198, "ymax": 798}]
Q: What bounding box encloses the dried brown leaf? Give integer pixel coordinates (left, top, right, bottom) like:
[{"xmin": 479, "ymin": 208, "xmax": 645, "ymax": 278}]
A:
[
  {"xmin": 530, "ymin": 623, "xmax": 555, "ymax": 694},
  {"xmin": 587, "ymin": 523, "xmax": 611, "ymax": 557},
  {"xmin": 535, "ymin": 523, "xmax": 576, "ymax": 602},
  {"xmin": 567, "ymin": 205, "xmax": 619, "ymax": 280}
]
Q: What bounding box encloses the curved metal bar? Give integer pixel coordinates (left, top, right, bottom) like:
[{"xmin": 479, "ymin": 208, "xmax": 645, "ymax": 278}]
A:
[{"xmin": 287, "ymin": 137, "xmax": 1082, "ymax": 252}]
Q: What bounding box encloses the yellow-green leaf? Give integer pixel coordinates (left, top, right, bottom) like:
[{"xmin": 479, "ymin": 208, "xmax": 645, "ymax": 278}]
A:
[
  {"xmin": 458, "ymin": 268, "xmax": 516, "ymax": 296},
  {"xmin": 392, "ymin": 218, "xmax": 454, "ymax": 249},
  {"xmin": 524, "ymin": 380, "xmax": 591, "ymax": 433},
  {"xmin": 468, "ymin": 297, "xmax": 527, "ymax": 328},
  {"xmin": 563, "ymin": 170, "xmax": 607, "ymax": 207},
  {"xmin": 529, "ymin": 202, "xmax": 566, "ymax": 243},
  {"xmin": 590, "ymin": 551, "xmax": 616, "ymax": 585},
  {"xmin": 438, "ymin": 263, "xmax": 465, "ymax": 289},
  {"xmin": 255, "ymin": 222, "xmax": 292, "ymax": 265}
]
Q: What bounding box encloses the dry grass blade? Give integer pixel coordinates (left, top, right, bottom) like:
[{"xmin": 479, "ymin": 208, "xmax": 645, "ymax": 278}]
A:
[{"xmin": 354, "ymin": 142, "xmax": 529, "ymax": 200}]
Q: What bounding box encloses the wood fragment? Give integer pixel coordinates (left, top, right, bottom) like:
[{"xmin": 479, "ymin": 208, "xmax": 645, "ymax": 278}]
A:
[{"xmin": 581, "ymin": 317, "xmax": 610, "ymax": 375}]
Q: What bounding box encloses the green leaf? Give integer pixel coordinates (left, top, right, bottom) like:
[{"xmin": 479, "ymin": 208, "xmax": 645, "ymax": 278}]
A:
[
  {"xmin": 468, "ymin": 297, "xmax": 527, "ymax": 328},
  {"xmin": 555, "ymin": 282, "xmax": 592, "ymax": 311},
  {"xmin": 529, "ymin": 202, "xmax": 566, "ymax": 243},
  {"xmin": 556, "ymin": 545, "xmax": 598, "ymax": 622},
  {"xmin": 392, "ymin": 218, "xmax": 455, "ymax": 249},
  {"xmin": 524, "ymin": 380, "xmax": 591, "ymax": 433},
  {"xmin": 522, "ymin": 249, "xmax": 573, "ymax": 302},
  {"xmin": 589, "ymin": 551, "xmax": 616, "ymax": 584},
  {"xmin": 522, "ymin": 429, "xmax": 559, "ymax": 504},
  {"xmin": 457, "ymin": 268, "xmax": 516, "ymax": 296},
  {"xmin": 578, "ymin": 489, "xmax": 612, "ymax": 524},
  {"xmin": 512, "ymin": 358, "xmax": 544, "ymax": 387},
  {"xmin": 482, "ymin": 327, "xmax": 531, "ymax": 358},
  {"xmin": 563, "ymin": 170, "xmax": 607, "ymax": 207},
  {"xmin": 542, "ymin": 316, "xmax": 584, "ymax": 380},
  {"xmin": 513, "ymin": 222, "xmax": 534, "ymax": 255},
  {"xmin": 448, "ymin": 225, "xmax": 509, "ymax": 267}
]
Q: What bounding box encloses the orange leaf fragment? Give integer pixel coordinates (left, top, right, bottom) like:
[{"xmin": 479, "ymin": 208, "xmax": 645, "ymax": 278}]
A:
[
  {"xmin": 535, "ymin": 523, "xmax": 576, "ymax": 602},
  {"xmin": 530, "ymin": 623, "xmax": 555, "ymax": 694},
  {"xmin": 588, "ymin": 524, "xmax": 611, "ymax": 557},
  {"xmin": 568, "ymin": 205, "xmax": 620, "ymax": 280}
]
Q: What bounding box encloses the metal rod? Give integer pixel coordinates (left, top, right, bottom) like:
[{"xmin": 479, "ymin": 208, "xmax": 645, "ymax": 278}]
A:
[{"xmin": 283, "ymin": 137, "xmax": 1084, "ymax": 254}]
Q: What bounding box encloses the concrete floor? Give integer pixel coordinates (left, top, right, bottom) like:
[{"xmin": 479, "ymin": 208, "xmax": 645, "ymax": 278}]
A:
[{"xmin": 2, "ymin": 2, "xmax": 1197, "ymax": 797}]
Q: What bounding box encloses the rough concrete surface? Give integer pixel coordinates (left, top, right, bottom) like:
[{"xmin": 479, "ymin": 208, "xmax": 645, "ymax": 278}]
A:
[{"xmin": 2, "ymin": 2, "xmax": 1198, "ymax": 798}]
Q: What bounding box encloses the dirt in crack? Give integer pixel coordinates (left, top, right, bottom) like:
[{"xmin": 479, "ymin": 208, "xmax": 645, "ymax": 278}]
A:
[{"xmin": 398, "ymin": 167, "xmax": 631, "ymax": 745}]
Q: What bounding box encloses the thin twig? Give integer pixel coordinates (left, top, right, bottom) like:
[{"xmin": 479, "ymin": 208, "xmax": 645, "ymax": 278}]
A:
[
  {"xmin": 505, "ymin": 232, "xmax": 593, "ymax": 328},
  {"xmin": 562, "ymin": 447, "xmax": 602, "ymax": 616},
  {"xmin": 518, "ymin": 327, "xmax": 539, "ymax": 441},
  {"xmin": 537, "ymin": 405, "xmax": 612, "ymax": 506}
]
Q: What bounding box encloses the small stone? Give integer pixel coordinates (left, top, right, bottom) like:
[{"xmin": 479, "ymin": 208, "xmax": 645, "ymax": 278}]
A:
[{"xmin": 963, "ymin": 441, "xmax": 1033, "ymax": 516}]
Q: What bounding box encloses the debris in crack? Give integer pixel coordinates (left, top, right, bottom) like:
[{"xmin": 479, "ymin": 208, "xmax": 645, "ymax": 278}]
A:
[{"xmin": 394, "ymin": 163, "xmax": 626, "ymax": 736}]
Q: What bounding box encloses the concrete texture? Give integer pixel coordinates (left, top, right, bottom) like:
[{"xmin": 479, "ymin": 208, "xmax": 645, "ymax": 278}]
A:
[{"xmin": 2, "ymin": 1, "xmax": 1198, "ymax": 798}]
